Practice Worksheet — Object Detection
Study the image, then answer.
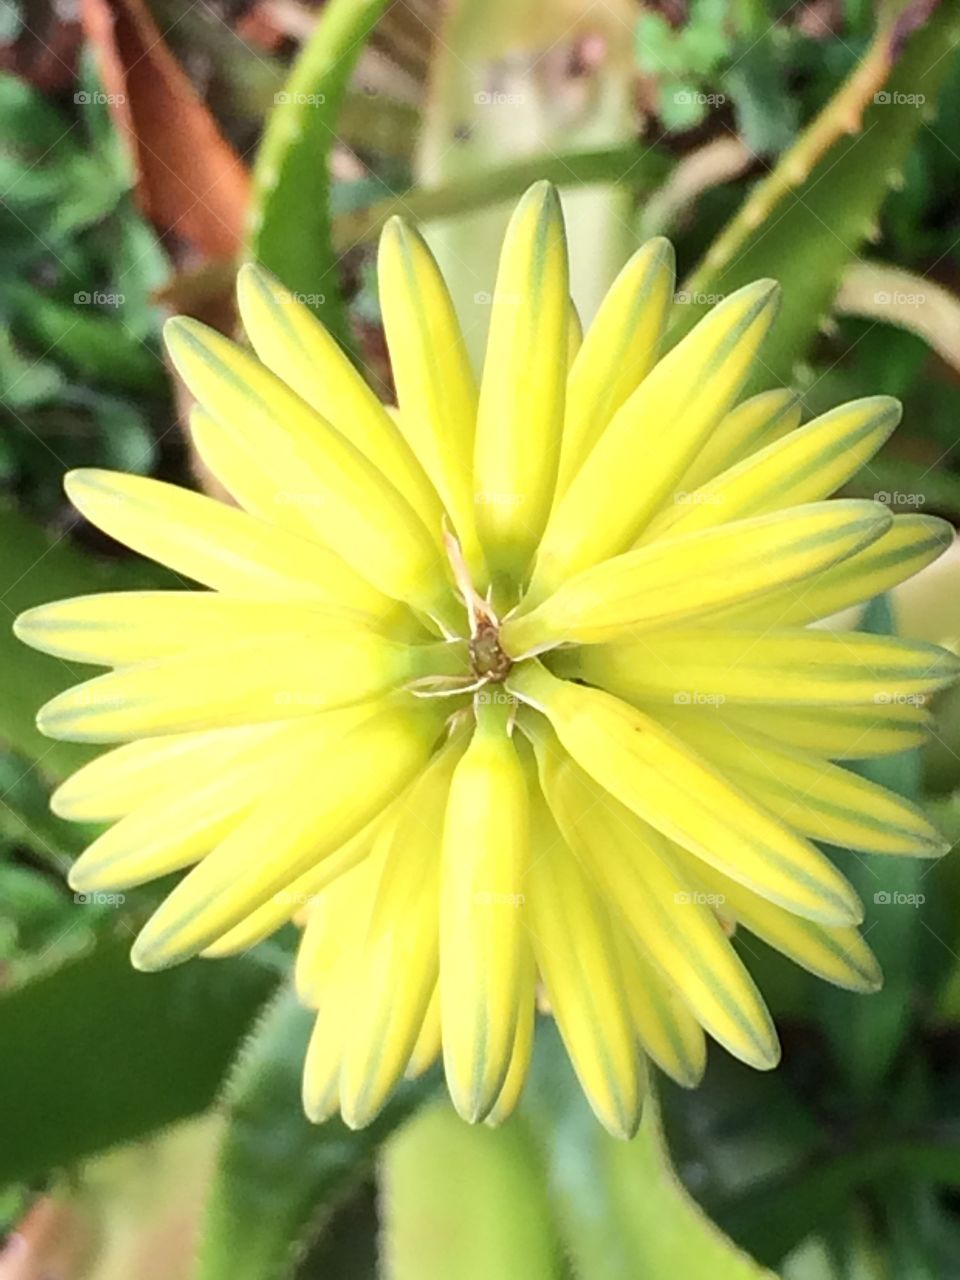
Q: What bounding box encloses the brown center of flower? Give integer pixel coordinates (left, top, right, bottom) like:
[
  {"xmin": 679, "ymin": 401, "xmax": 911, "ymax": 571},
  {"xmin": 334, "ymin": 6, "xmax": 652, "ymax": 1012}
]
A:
[{"xmin": 468, "ymin": 616, "xmax": 512, "ymax": 683}]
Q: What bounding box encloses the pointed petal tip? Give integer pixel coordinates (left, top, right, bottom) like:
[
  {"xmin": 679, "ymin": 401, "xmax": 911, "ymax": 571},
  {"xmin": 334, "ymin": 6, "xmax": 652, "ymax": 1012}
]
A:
[{"xmin": 129, "ymin": 937, "xmax": 166, "ymax": 973}]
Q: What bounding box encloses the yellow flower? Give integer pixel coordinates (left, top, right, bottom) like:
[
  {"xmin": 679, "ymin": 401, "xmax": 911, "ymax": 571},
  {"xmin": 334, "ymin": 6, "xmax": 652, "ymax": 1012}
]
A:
[{"xmin": 15, "ymin": 182, "xmax": 960, "ymax": 1139}]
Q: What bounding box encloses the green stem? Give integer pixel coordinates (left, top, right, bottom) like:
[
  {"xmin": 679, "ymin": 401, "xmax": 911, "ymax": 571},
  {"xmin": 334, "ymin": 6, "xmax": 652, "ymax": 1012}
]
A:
[
  {"xmin": 247, "ymin": 0, "xmax": 391, "ymax": 347},
  {"xmin": 331, "ymin": 144, "xmax": 673, "ymax": 251},
  {"xmin": 409, "ymin": 639, "xmax": 471, "ymax": 681}
]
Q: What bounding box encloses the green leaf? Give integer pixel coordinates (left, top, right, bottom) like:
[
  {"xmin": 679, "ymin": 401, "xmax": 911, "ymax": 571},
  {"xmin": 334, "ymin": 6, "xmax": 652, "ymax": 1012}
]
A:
[
  {"xmin": 521, "ymin": 1024, "xmax": 775, "ymax": 1279},
  {"xmin": 248, "ymin": 0, "xmax": 391, "ymax": 348},
  {"xmin": 0, "ymin": 506, "xmax": 170, "ymax": 780},
  {"xmin": 381, "ymin": 1102, "xmax": 562, "ymax": 1280},
  {"xmin": 197, "ymin": 985, "xmax": 437, "ymax": 1280},
  {"xmin": 674, "ymin": 3, "xmax": 960, "ymax": 387},
  {"xmin": 0, "ymin": 934, "xmax": 280, "ymax": 1182}
]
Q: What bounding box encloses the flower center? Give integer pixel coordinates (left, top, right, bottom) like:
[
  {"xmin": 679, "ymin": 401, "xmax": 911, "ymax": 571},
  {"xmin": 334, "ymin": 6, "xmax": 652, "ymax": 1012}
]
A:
[{"xmin": 468, "ymin": 616, "xmax": 512, "ymax": 684}]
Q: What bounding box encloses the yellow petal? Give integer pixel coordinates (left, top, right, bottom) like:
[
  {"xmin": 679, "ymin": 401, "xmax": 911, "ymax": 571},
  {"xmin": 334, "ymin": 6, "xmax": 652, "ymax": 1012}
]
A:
[
  {"xmin": 668, "ymin": 846, "xmax": 881, "ymax": 993},
  {"xmin": 15, "ymin": 591, "xmax": 388, "ymax": 666},
  {"xmin": 710, "ymin": 701, "xmax": 931, "ymax": 759},
  {"xmin": 483, "ymin": 944, "xmax": 537, "ymax": 1127},
  {"xmin": 668, "ymin": 715, "xmax": 947, "ymax": 857},
  {"xmin": 529, "ymin": 279, "xmax": 780, "ymax": 600},
  {"xmin": 642, "ymin": 395, "xmax": 901, "ymax": 543},
  {"xmin": 674, "ymin": 388, "xmax": 801, "ymax": 495},
  {"xmin": 296, "ymin": 856, "xmax": 380, "ymax": 1008},
  {"xmin": 300, "ymin": 860, "xmax": 381, "ymax": 1122},
  {"xmin": 533, "ymin": 735, "xmax": 778, "ymax": 1070},
  {"xmin": 202, "ymin": 813, "xmax": 385, "ymax": 958},
  {"xmin": 236, "ymin": 263, "xmax": 442, "ymax": 527},
  {"xmin": 36, "ymin": 632, "xmax": 423, "ymax": 742},
  {"xmin": 502, "ymin": 501, "xmax": 891, "ymax": 653},
  {"xmin": 405, "ymin": 987, "xmax": 441, "ymax": 1079},
  {"xmin": 340, "ymin": 734, "xmax": 466, "ymax": 1129},
  {"xmin": 612, "ymin": 929, "xmax": 706, "ymax": 1088},
  {"xmin": 63, "ymin": 469, "xmax": 393, "ymax": 618},
  {"xmin": 130, "ymin": 703, "xmax": 443, "ymax": 970},
  {"xmin": 525, "ymin": 792, "xmax": 643, "ymax": 1138},
  {"xmin": 510, "ymin": 666, "xmax": 862, "ymax": 926},
  {"xmin": 555, "ymin": 237, "xmax": 674, "ymax": 498},
  {"xmin": 377, "ymin": 217, "xmax": 482, "ymax": 574},
  {"xmin": 561, "ymin": 626, "xmax": 960, "ymax": 708},
  {"xmin": 164, "ymin": 317, "xmax": 447, "ymax": 615},
  {"xmin": 474, "ymin": 181, "xmax": 569, "ymax": 586},
  {"xmin": 724, "ymin": 513, "xmax": 956, "ymax": 627},
  {"xmin": 566, "ymin": 297, "xmax": 583, "ymax": 364},
  {"xmin": 51, "ymin": 724, "xmax": 276, "ymax": 822},
  {"xmin": 441, "ymin": 697, "xmax": 528, "ymax": 1122}
]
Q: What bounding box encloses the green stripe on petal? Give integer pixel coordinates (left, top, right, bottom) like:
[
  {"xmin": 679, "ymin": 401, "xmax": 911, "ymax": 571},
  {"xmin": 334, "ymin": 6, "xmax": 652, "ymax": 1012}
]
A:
[
  {"xmin": 164, "ymin": 317, "xmax": 447, "ymax": 615},
  {"xmin": 640, "ymin": 395, "xmax": 901, "ymax": 543},
  {"xmin": 510, "ymin": 666, "xmax": 863, "ymax": 927},
  {"xmin": 236, "ymin": 264, "xmax": 443, "ymax": 530},
  {"xmin": 502, "ymin": 500, "xmax": 891, "ymax": 652},
  {"xmin": 474, "ymin": 181, "xmax": 570, "ymax": 589},
  {"xmin": 554, "ymin": 237, "xmax": 675, "ymax": 498},
  {"xmin": 528, "ymin": 278, "xmax": 781, "ymax": 601},
  {"xmin": 560, "ymin": 627, "xmax": 960, "ymax": 708},
  {"xmin": 377, "ymin": 217, "xmax": 483, "ymax": 577},
  {"xmin": 532, "ymin": 734, "xmax": 779, "ymax": 1071}
]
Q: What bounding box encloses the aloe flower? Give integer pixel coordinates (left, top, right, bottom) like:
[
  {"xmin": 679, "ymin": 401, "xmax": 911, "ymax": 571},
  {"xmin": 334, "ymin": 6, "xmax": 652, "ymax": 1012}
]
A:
[{"xmin": 15, "ymin": 183, "xmax": 959, "ymax": 1139}]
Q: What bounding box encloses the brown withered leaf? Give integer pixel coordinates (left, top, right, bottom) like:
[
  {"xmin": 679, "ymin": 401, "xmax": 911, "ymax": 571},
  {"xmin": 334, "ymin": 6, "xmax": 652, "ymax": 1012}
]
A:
[{"xmin": 80, "ymin": 0, "xmax": 251, "ymax": 260}]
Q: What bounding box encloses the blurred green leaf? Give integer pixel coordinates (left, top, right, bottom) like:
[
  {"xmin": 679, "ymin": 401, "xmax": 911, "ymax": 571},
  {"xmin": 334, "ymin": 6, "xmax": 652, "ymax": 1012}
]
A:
[
  {"xmin": 381, "ymin": 1100, "xmax": 561, "ymax": 1280},
  {"xmin": 0, "ymin": 506, "xmax": 170, "ymax": 780},
  {"xmin": 197, "ymin": 985, "xmax": 437, "ymax": 1280},
  {"xmin": 675, "ymin": 3, "xmax": 960, "ymax": 387},
  {"xmin": 0, "ymin": 934, "xmax": 280, "ymax": 1182},
  {"xmin": 522, "ymin": 1025, "xmax": 775, "ymax": 1278},
  {"xmin": 248, "ymin": 0, "xmax": 391, "ymax": 348}
]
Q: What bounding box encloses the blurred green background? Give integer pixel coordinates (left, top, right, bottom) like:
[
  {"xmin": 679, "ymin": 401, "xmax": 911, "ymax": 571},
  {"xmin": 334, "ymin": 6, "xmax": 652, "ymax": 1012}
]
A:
[{"xmin": 4, "ymin": 0, "xmax": 960, "ymax": 1276}]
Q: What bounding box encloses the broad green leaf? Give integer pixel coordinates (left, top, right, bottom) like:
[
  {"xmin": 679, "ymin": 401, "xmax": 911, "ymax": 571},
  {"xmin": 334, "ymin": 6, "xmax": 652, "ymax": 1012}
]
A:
[
  {"xmin": 197, "ymin": 985, "xmax": 437, "ymax": 1280},
  {"xmin": 0, "ymin": 934, "xmax": 279, "ymax": 1182},
  {"xmin": 673, "ymin": 3, "xmax": 960, "ymax": 388},
  {"xmin": 248, "ymin": 0, "xmax": 391, "ymax": 348},
  {"xmin": 381, "ymin": 1101, "xmax": 561, "ymax": 1280},
  {"xmin": 522, "ymin": 1023, "xmax": 775, "ymax": 1279},
  {"xmin": 606, "ymin": 1093, "xmax": 777, "ymax": 1278}
]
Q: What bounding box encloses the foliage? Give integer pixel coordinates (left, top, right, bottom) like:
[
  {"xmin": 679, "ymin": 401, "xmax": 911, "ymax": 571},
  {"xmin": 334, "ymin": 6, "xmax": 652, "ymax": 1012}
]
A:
[{"xmin": 2, "ymin": 0, "xmax": 960, "ymax": 1276}]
